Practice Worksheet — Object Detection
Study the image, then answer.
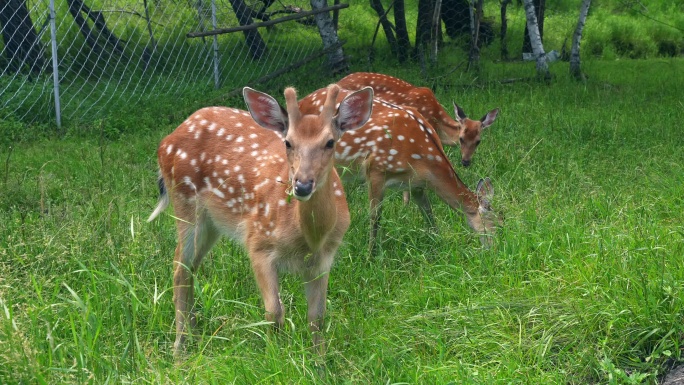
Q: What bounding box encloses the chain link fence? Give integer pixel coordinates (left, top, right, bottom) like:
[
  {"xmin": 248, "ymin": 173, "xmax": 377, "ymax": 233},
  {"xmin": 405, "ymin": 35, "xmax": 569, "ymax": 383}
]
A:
[
  {"xmin": 2, "ymin": 0, "xmax": 538, "ymax": 130},
  {"xmin": 1, "ymin": 0, "xmax": 341, "ymax": 127}
]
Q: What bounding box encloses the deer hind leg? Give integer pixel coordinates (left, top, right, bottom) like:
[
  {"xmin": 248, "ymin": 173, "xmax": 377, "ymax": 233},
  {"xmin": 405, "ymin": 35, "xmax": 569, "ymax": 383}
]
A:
[
  {"xmin": 172, "ymin": 210, "xmax": 219, "ymax": 356},
  {"xmin": 367, "ymin": 170, "xmax": 386, "ymax": 256},
  {"xmin": 410, "ymin": 188, "xmax": 438, "ymax": 234},
  {"xmin": 304, "ymin": 266, "xmax": 330, "ymax": 355},
  {"xmin": 249, "ymin": 250, "xmax": 284, "ymax": 330}
]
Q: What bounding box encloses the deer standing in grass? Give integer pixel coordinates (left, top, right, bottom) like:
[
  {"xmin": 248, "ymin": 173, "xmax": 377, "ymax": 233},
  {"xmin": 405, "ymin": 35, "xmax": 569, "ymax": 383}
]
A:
[
  {"xmin": 299, "ymin": 87, "xmax": 500, "ymax": 255},
  {"xmin": 148, "ymin": 84, "xmax": 374, "ymax": 357},
  {"xmin": 337, "ymin": 72, "xmax": 499, "ymax": 167}
]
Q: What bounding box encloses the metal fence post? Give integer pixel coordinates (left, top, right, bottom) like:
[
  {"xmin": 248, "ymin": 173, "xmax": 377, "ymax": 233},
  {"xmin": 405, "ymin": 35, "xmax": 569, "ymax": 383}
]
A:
[
  {"xmin": 211, "ymin": 0, "xmax": 220, "ymax": 88},
  {"xmin": 49, "ymin": 0, "xmax": 62, "ymax": 130}
]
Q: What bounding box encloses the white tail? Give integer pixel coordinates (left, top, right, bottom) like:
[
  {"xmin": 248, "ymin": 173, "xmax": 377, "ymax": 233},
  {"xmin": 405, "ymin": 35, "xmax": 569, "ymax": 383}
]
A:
[
  {"xmin": 149, "ymin": 84, "xmax": 374, "ymax": 356},
  {"xmin": 299, "ymin": 87, "xmax": 500, "ymax": 254},
  {"xmin": 337, "ymin": 72, "xmax": 499, "ymax": 167}
]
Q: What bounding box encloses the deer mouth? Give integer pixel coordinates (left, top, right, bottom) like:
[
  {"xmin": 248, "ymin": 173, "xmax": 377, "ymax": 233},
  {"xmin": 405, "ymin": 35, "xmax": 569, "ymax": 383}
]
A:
[{"xmin": 293, "ymin": 179, "xmax": 315, "ymax": 201}]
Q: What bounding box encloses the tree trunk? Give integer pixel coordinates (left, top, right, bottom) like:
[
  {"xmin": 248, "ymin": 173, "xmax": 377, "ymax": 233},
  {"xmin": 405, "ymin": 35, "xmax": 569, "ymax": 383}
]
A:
[
  {"xmin": 414, "ymin": 0, "xmax": 434, "ymax": 59},
  {"xmin": 228, "ymin": 0, "xmax": 267, "ymax": 59},
  {"xmin": 394, "ymin": 0, "xmax": 410, "ymax": 62},
  {"xmin": 311, "ymin": 0, "xmax": 347, "ymax": 73},
  {"xmin": 500, "ymin": 0, "xmax": 512, "ymax": 60},
  {"xmin": 468, "ymin": 0, "xmax": 484, "ymax": 68},
  {"xmin": 430, "ymin": 0, "xmax": 442, "ymax": 64},
  {"xmin": 0, "ymin": 0, "xmax": 47, "ymax": 74},
  {"xmin": 522, "ymin": 0, "xmax": 544, "ymax": 54},
  {"xmin": 521, "ymin": 0, "xmax": 549, "ymax": 77},
  {"xmin": 570, "ymin": 0, "xmax": 590, "ymax": 81},
  {"xmin": 369, "ymin": 0, "xmax": 398, "ymax": 57}
]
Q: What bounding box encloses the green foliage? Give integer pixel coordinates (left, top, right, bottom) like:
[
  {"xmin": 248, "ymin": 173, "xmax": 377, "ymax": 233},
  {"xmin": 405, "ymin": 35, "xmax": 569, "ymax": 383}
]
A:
[{"xmin": 1, "ymin": 58, "xmax": 683, "ymax": 384}]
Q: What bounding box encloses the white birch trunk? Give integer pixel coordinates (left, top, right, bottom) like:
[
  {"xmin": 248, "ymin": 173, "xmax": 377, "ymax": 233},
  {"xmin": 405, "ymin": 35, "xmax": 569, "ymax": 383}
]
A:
[
  {"xmin": 521, "ymin": 0, "xmax": 549, "ymax": 76},
  {"xmin": 570, "ymin": 0, "xmax": 591, "ymax": 80},
  {"xmin": 311, "ymin": 0, "xmax": 347, "ymax": 72}
]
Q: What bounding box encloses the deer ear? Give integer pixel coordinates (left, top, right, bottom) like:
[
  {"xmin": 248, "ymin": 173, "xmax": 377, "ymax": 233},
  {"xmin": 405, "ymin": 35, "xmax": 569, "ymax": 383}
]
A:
[
  {"xmin": 335, "ymin": 87, "xmax": 374, "ymax": 132},
  {"xmin": 243, "ymin": 87, "xmax": 288, "ymax": 134},
  {"xmin": 453, "ymin": 102, "xmax": 467, "ymax": 122},
  {"xmin": 476, "ymin": 177, "xmax": 494, "ymax": 203},
  {"xmin": 480, "ymin": 108, "xmax": 500, "ymax": 129}
]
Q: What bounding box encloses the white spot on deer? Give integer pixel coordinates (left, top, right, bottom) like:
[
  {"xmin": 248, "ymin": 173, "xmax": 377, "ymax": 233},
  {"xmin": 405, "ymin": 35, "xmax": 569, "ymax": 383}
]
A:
[
  {"xmin": 225, "ymin": 134, "xmax": 234, "ymax": 141},
  {"xmin": 397, "ymin": 135, "xmax": 405, "ymax": 141},
  {"xmin": 335, "ymin": 189, "xmax": 343, "ymax": 197},
  {"xmin": 409, "ymin": 138, "xmax": 415, "ymax": 143},
  {"xmin": 212, "ymin": 188, "xmax": 225, "ymax": 198},
  {"xmin": 389, "ymin": 149, "xmax": 398, "ymax": 155},
  {"xmin": 222, "ymin": 159, "xmax": 228, "ymax": 165},
  {"xmin": 263, "ymin": 203, "xmax": 270, "ymax": 216},
  {"xmin": 254, "ymin": 179, "xmax": 269, "ymax": 191},
  {"xmin": 217, "ymin": 128, "xmax": 225, "ymax": 136},
  {"xmin": 224, "ymin": 169, "xmax": 230, "ymax": 175},
  {"xmin": 199, "ymin": 119, "xmax": 208, "ymax": 126},
  {"xmin": 251, "ymin": 143, "xmax": 259, "ymax": 149},
  {"xmin": 249, "ymin": 133, "xmax": 258, "ymax": 139},
  {"xmin": 236, "ymin": 136, "xmax": 244, "ymax": 143},
  {"xmin": 208, "ymin": 123, "xmax": 217, "ymax": 131},
  {"xmin": 339, "ymin": 146, "xmax": 352, "ymax": 158},
  {"xmin": 411, "ymin": 154, "xmax": 422, "ymax": 159},
  {"xmin": 235, "ymin": 147, "xmax": 244, "ymax": 153},
  {"xmin": 203, "ymin": 177, "xmax": 212, "ymax": 188},
  {"xmin": 166, "ymin": 144, "xmax": 174, "ymax": 155},
  {"xmin": 180, "ymin": 151, "xmax": 187, "ymax": 160},
  {"xmin": 238, "ymin": 174, "xmax": 245, "ymax": 184},
  {"xmin": 228, "ymin": 186, "xmax": 234, "ymax": 194},
  {"xmin": 182, "ymin": 176, "xmax": 196, "ymax": 189},
  {"xmin": 278, "ymin": 199, "xmax": 286, "ymax": 206},
  {"xmin": 365, "ymin": 141, "xmax": 376, "ymax": 147},
  {"xmin": 235, "ymin": 123, "xmax": 243, "ymax": 128},
  {"xmin": 212, "ymin": 171, "xmax": 218, "ymax": 177}
]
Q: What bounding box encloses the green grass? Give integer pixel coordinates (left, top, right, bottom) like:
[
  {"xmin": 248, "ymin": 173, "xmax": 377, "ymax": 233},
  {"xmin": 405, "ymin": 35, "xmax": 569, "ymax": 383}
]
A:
[{"xmin": 1, "ymin": 58, "xmax": 683, "ymax": 384}]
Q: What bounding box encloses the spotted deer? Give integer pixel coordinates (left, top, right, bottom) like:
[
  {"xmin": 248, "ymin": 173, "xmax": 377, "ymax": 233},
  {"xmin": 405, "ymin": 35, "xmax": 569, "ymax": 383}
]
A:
[
  {"xmin": 299, "ymin": 87, "xmax": 500, "ymax": 254},
  {"xmin": 148, "ymin": 84, "xmax": 374, "ymax": 356},
  {"xmin": 337, "ymin": 72, "xmax": 499, "ymax": 167}
]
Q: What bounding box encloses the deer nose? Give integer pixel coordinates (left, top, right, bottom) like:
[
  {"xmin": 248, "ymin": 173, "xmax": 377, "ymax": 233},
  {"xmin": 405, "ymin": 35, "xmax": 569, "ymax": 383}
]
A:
[
  {"xmin": 461, "ymin": 159, "xmax": 471, "ymax": 167},
  {"xmin": 294, "ymin": 179, "xmax": 314, "ymax": 198}
]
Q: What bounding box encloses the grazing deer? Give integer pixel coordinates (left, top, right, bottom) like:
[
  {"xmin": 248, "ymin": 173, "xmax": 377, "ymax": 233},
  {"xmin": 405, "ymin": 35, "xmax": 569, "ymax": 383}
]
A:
[
  {"xmin": 299, "ymin": 87, "xmax": 500, "ymax": 254},
  {"xmin": 148, "ymin": 84, "xmax": 374, "ymax": 356},
  {"xmin": 337, "ymin": 72, "xmax": 499, "ymax": 167}
]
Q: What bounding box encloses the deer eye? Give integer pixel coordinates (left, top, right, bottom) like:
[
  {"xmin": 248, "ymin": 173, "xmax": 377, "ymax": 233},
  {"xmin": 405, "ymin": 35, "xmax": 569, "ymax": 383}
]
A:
[
  {"xmin": 325, "ymin": 139, "xmax": 335, "ymax": 149},
  {"xmin": 459, "ymin": 137, "xmax": 465, "ymax": 144},
  {"xmin": 284, "ymin": 140, "xmax": 292, "ymax": 149}
]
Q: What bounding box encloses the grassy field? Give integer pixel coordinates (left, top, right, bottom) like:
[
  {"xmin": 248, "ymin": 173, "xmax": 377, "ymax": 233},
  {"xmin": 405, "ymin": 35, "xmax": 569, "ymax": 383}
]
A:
[{"xmin": 1, "ymin": 58, "xmax": 683, "ymax": 384}]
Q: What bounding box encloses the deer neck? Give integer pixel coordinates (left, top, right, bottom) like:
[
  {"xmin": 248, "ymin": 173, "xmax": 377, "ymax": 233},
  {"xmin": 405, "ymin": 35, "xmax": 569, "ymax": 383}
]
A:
[
  {"xmin": 294, "ymin": 172, "xmax": 339, "ymax": 251},
  {"xmin": 438, "ymin": 172, "xmax": 480, "ymax": 215},
  {"xmin": 436, "ymin": 117, "xmax": 462, "ymax": 146}
]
